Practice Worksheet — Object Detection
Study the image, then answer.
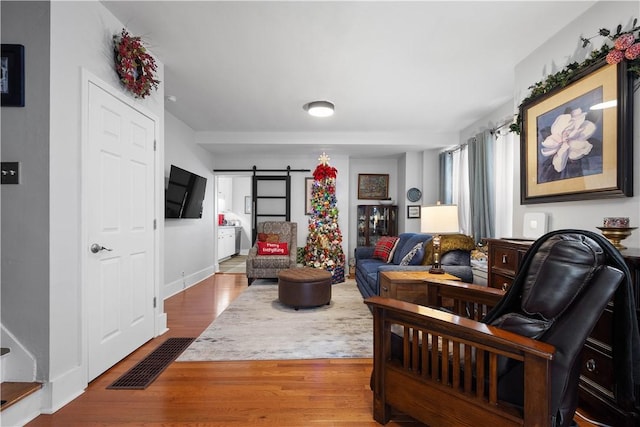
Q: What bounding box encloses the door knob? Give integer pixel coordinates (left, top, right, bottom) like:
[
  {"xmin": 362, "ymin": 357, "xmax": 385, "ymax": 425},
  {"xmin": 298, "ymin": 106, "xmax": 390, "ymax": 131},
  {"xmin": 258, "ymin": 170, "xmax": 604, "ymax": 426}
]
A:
[{"xmin": 90, "ymin": 243, "xmax": 113, "ymax": 253}]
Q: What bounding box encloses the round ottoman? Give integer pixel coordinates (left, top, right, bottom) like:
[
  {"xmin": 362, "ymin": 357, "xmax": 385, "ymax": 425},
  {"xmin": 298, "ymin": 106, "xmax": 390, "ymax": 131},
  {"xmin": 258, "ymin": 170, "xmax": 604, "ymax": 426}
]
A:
[{"xmin": 278, "ymin": 267, "xmax": 332, "ymax": 310}]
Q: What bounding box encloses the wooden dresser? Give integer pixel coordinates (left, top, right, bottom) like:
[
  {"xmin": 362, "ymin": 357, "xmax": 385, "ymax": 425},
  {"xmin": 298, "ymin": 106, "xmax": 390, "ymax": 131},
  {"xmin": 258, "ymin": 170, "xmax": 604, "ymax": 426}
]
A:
[
  {"xmin": 486, "ymin": 239, "xmax": 640, "ymax": 425},
  {"xmin": 485, "ymin": 238, "xmax": 533, "ymax": 291}
]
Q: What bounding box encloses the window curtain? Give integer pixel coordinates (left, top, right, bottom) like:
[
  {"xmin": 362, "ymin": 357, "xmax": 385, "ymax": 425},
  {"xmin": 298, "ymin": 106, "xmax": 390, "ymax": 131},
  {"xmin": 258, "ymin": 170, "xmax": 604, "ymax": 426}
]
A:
[
  {"xmin": 494, "ymin": 131, "xmax": 514, "ymax": 238},
  {"xmin": 451, "ymin": 145, "xmax": 471, "ymax": 235},
  {"xmin": 438, "ymin": 152, "xmax": 453, "ymax": 204},
  {"xmin": 468, "ymin": 130, "xmax": 495, "ymax": 243}
]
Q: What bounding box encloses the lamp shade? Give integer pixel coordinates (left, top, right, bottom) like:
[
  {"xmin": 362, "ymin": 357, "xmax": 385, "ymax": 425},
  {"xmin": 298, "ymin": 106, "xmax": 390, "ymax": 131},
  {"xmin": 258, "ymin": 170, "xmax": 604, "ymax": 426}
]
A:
[{"xmin": 421, "ymin": 204, "xmax": 459, "ymax": 234}]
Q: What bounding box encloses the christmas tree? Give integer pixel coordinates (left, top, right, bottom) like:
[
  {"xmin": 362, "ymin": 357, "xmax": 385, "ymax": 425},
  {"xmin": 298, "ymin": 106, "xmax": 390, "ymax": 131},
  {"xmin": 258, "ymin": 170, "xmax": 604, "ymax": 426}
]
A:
[{"xmin": 304, "ymin": 153, "xmax": 345, "ymax": 284}]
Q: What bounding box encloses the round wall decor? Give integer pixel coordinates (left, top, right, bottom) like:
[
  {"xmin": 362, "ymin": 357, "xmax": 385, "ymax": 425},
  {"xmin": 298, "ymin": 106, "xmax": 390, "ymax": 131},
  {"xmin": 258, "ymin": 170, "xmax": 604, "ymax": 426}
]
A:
[{"xmin": 407, "ymin": 187, "xmax": 422, "ymax": 202}]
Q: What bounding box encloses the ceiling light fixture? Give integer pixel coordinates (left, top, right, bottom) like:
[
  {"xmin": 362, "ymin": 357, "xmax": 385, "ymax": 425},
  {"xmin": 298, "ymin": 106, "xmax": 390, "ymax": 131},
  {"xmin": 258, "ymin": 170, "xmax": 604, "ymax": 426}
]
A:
[{"xmin": 304, "ymin": 100, "xmax": 334, "ymax": 117}]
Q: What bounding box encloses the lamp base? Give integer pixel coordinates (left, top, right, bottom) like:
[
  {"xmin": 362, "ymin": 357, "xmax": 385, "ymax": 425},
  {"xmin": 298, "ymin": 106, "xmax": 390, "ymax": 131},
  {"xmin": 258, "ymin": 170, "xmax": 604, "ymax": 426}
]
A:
[{"xmin": 429, "ymin": 266, "xmax": 445, "ymax": 274}]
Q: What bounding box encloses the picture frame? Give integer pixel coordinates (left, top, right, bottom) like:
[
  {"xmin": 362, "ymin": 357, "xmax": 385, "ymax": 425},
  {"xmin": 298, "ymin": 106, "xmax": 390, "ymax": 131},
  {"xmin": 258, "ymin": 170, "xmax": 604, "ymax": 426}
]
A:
[
  {"xmin": 358, "ymin": 173, "xmax": 389, "ymax": 200},
  {"xmin": 244, "ymin": 196, "xmax": 252, "ymax": 214},
  {"xmin": 520, "ymin": 60, "xmax": 633, "ymax": 204},
  {"xmin": 407, "ymin": 205, "xmax": 421, "ymax": 219},
  {"xmin": 305, "ymin": 177, "xmax": 314, "ymax": 215},
  {"xmin": 1, "ymin": 44, "xmax": 25, "ymax": 107}
]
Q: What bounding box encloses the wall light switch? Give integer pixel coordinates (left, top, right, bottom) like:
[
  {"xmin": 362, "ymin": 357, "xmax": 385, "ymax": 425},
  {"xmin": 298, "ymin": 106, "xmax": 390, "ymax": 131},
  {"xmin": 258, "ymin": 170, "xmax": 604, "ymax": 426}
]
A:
[{"xmin": 1, "ymin": 162, "xmax": 20, "ymax": 184}]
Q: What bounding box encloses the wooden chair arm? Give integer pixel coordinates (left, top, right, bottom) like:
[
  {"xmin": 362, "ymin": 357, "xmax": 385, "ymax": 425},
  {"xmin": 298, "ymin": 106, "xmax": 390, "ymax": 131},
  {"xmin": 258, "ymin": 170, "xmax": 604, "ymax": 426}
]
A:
[
  {"xmin": 365, "ymin": 296, "xmax": 555, "ymax": 358},
  {"xmin": 421, "ymin": 278, "xmax": 506, "ymax": 320}
]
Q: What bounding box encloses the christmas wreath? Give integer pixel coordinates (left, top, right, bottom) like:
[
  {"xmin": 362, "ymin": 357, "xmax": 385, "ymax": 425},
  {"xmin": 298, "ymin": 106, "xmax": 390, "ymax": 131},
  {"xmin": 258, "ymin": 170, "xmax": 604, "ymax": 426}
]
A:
[{"xmin": 113, "ymin": 29, "xmax": 160, "ymax": 99}]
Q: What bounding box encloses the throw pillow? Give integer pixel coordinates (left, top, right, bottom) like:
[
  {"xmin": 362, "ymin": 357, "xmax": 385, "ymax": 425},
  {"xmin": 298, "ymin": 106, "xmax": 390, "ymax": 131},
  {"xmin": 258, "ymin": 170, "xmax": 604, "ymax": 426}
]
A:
[
  {"xmin": 257, "ymin": 242, "xmax": 289, "ymax": 255},
  {"xmin": 265, "ymin": 233, "xmax": 279, "ymax": 243},
  {"xmin": 372, "ymin": 236, "xmax": 400, "ymax": 263},
  {"xmin": 422, "ymin": 234, "xmax": 476, "ymax": 265},
  {"xmin": 399, "ymin": 242, "xmax": 425, "ymax": 266},
  {"xmin": 258, "ymin": 233, "xmax": 280, "ymax": 243}
]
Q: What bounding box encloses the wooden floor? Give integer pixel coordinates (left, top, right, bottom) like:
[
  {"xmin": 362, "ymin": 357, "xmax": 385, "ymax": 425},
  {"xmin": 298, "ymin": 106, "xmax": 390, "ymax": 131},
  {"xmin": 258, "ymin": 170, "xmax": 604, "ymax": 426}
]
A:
[{"xmin": 26, "ymin": 273, "xmax": 598, "ymax": 427}]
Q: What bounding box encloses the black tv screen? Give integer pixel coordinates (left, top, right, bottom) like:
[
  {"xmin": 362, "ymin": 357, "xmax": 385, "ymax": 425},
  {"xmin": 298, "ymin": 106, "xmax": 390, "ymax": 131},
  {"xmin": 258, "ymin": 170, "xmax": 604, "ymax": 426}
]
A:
[{"xmin": 165, "ymin": 165, "xmax": 207, "ymax": 218}]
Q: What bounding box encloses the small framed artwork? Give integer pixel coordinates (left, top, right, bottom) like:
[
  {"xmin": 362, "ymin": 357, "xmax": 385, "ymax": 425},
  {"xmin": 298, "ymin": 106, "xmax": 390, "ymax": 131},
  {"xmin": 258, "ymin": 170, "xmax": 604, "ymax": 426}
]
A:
[
  {"xmin": 244, "ymin": 196, "xmax": 252, "ymax": 214},
  {"xmin": 1, "ymin": 44, "xmax": 25, "ymax": 107},
  {"xmin": 305, "ymin": 177, "xmax": 314, "ymax": 215},
  {"xmin": 407, "ymin": 205, "xmax": 421, "ymax": 219},
  {"xmin": 520, "ymin": 59, "xmax": 633, "ymax": 204},
  {"xmin": 358, "ymin": 174, "xmax": 389, "ymax": 200}
]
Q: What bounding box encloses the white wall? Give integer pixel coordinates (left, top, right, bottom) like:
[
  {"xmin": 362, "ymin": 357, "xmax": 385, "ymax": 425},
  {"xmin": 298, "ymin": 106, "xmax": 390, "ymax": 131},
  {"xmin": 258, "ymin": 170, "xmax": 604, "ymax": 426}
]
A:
[
  {"xmin": 514, "ymin": 1, "xmax": 640, "ymax": 248},
  {"xmin": 164, "ymin": 112, "xmax": 216, "ymax": 298},
  {"xmin": 47, "ymin": 0, "xmax": 165, "ymax": 412},
  {"xmin": 460, "ymin": 2, "xmax": 640, "ymax": 248}
]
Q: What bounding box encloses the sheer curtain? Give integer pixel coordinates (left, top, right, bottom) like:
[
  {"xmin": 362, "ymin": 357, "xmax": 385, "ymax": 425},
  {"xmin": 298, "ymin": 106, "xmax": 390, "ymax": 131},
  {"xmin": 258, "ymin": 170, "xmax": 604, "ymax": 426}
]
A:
[
  {"xmin": 451, "ymin": 145, "xmax": 470, "ymax": 235},
  {"xmin": 494, "ymin": 131, "xmax": 515, "ymax": 238}
]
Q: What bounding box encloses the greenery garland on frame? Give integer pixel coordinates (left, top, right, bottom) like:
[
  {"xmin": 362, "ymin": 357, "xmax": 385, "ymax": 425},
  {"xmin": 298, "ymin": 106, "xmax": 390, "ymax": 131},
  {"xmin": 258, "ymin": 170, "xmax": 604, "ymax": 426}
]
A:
[
  {"xmin": 113, "ymin": 29, "xmax": 160, "ymax": 99},
  {"xmin": 510, "ymin": 18, "xmax": 640, "ymax": 134}
]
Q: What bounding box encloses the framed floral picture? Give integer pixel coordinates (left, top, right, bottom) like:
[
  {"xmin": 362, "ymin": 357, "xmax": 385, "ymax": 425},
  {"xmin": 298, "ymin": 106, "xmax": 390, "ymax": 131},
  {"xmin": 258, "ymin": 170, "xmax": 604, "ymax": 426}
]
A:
[{"xmin": 520, "ymin": 59, "xmax": 633, "ymax": 204}]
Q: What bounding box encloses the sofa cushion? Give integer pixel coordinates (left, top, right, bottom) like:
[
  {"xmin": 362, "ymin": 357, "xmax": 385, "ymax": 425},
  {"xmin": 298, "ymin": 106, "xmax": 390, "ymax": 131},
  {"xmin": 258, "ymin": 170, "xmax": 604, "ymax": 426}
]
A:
[
  {"xmin": 372, "ymin": 236, "xmax": 400, "ymax": 263},
  {"xmin": 392, "ymin": 233, "xmax": 431, "ymax": 265},
  {"xmin": 250, "ymin": 254, "xmax": 292, "ymax": 269},
  {"xmin": 399, "ymin": 242, "xmax": 425, "ymax": 266}
]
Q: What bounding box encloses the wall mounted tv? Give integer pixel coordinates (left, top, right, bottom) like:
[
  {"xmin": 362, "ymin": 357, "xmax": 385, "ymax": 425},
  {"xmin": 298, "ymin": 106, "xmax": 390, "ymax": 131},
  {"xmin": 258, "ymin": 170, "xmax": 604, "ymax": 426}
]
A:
[{"xmin": 165, "ymin": 165, "xmax": 207, "ymax": 219}]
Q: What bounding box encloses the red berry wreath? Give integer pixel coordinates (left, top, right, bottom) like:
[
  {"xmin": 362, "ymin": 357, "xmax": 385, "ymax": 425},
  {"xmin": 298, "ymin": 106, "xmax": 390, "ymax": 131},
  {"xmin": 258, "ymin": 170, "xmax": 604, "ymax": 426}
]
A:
[{"xmin": 113, "ymin": 29, "xmax": 160, "ymax": 99}]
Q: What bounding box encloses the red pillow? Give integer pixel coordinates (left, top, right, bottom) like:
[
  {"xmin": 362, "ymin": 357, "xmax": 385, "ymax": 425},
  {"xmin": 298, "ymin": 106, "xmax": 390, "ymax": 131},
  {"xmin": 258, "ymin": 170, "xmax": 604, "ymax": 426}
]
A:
[
  {"xmin": 372, "ymin": 236, "xmax": 400, "ymax": 263},
  {"xmin": 257, "ymin": 242, "xmax": 289, "ymax": 255}
]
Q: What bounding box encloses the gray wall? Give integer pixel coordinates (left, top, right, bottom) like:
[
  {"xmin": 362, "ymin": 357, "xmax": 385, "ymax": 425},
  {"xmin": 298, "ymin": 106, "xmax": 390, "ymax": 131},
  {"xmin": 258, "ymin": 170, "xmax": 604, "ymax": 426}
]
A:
[
  {"xmin": 164, "ymin": 112, "xmax": 216, "ymax": 298},
  {"xmin": 1, "ymin": 0, "xmax": 51, "ymax": 380}
]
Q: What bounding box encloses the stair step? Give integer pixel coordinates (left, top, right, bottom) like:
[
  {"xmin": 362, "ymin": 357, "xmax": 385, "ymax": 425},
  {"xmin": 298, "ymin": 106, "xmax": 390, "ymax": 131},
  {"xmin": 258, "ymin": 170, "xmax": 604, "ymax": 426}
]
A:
[{"xmin": 0, "ymin": 382, "xmax": 42, "ymax": 411}]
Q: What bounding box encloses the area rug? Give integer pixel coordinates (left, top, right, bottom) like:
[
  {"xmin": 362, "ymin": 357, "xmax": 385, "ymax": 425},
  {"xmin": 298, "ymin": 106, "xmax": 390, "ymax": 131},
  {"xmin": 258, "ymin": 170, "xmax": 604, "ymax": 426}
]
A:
[{"xmin": 176, "ymin": 279, "xmax": 372, "ymax": 361}]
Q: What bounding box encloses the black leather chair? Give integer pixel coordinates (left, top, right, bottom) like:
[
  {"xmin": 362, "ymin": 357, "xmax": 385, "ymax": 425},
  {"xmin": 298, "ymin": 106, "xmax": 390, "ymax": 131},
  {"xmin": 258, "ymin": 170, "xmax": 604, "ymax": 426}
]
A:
[{"xmin": 365, "ymin": 230, "xmax": 640, "ymax": 427}]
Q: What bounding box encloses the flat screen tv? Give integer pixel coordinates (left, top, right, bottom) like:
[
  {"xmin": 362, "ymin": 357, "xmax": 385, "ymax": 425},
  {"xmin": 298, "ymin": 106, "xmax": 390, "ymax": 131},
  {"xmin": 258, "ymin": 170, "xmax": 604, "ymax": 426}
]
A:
[{"xmin": 165, "ymin": 165, "xmax": 207, "ymax": 218}]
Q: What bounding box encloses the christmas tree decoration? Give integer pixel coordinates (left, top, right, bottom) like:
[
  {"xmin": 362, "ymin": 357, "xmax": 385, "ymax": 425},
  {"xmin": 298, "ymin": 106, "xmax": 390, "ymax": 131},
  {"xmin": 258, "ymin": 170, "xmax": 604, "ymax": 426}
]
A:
[{"xmin": 303, "ymin": 152, "xmax": 345, "ymax": 284}]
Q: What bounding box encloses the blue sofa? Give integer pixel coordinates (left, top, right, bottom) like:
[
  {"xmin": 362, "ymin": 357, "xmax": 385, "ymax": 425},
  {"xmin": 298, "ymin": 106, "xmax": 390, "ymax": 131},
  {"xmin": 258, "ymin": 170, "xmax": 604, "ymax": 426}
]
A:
[{"xmin": 354, "ymin": 232, "xmax": 474, "ymax": 299}]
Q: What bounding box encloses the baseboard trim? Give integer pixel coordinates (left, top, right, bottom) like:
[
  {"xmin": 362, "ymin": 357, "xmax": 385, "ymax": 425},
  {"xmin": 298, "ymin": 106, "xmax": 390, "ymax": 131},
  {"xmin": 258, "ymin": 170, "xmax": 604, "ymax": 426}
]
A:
[{"xmin": 163, "ymin": 266, "xmax": 215, "ymax": 300}]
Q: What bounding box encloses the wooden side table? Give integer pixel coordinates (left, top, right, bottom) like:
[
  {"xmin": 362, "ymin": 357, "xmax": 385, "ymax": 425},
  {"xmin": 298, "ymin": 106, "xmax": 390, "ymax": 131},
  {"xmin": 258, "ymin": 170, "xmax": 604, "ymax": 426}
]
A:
[{"xmin": 379, "ymin": 271, "xmax": 460, "ymax": 305}]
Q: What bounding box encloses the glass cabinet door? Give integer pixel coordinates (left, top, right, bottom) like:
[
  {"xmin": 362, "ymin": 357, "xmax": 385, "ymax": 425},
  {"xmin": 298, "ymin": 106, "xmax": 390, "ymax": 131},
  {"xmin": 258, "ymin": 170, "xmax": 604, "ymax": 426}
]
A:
[{"xmin": 357, "ymin": 205, "xmax": 398, "ymax": 246}]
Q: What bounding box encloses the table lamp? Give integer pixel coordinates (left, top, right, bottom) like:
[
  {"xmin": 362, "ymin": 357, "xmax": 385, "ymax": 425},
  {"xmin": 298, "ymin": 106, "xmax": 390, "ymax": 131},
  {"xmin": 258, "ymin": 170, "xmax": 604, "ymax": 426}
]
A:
[{"xmin": 421, "ymin": 203, "xmax": 460, "ymax": 274}]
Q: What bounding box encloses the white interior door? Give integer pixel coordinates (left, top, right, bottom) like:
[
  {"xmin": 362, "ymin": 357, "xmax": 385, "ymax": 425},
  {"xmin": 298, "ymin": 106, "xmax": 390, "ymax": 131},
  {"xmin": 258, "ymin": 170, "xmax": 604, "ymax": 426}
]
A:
[{"xmin": 86, "ymin": 82, "xmax": 156, "ymax": 380}]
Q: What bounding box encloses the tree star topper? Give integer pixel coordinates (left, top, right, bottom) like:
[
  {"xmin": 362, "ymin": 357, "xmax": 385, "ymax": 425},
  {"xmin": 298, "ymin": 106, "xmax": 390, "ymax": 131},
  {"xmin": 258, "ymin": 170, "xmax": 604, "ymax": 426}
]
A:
[{"xmin": 318, "ymin": 152, "xmax": 330, "ymax": 166}]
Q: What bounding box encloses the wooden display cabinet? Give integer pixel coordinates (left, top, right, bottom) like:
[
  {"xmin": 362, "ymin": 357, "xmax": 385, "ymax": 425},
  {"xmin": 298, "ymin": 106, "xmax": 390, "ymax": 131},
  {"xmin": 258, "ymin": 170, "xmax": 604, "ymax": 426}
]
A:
[{"xmin": 356, "ymin": 205, "xmax": 398, "ymax": 247}]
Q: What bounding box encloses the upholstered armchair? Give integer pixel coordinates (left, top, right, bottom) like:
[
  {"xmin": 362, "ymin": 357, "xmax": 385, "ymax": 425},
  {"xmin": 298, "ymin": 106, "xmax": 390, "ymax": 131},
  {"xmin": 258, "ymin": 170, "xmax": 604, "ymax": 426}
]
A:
[
  {"xmin": 365, "ymin": 230, "xmax": 639, "ymax": 427},
  {"xmin": 246, "ymin": 221, "xmax": 297, "ymax": 285}
]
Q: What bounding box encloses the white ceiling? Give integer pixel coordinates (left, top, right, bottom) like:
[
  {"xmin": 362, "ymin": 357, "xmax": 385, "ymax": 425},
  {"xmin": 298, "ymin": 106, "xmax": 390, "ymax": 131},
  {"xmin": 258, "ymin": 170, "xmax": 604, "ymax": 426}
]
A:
[{"xmin": 102, "ymin": 0, "xmax": 597, "ymax": 158}]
